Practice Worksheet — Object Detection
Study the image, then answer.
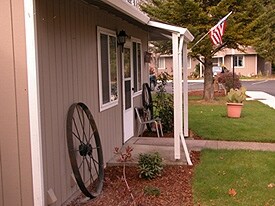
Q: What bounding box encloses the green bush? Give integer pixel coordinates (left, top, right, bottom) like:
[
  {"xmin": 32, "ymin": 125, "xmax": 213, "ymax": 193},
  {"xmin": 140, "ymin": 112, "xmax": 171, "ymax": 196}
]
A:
[
  {"xmin": 138, "ymin": 152, "xmax": 163, "ymax": 179},
  {"xmin": 154, "ymin": 72, "xmax": 174, "ymax": 133}
]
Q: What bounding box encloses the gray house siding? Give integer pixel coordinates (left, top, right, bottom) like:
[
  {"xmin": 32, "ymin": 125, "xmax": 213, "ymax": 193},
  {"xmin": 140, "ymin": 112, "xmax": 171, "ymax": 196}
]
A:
[{"xmin": 35, "ymin": 0, "xmax": 148, "ymax": 204}]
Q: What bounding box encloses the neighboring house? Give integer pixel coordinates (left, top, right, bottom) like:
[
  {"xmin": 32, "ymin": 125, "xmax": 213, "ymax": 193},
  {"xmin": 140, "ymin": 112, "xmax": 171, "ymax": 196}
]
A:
[
  {"xmin": 153, "ymin": 47, "xmax": 271, "ymax": 77},
  {"xmin": 212, "ymin": 47, "xmax": 271, "ymax": 77},
  {"xmin": 0, "ymin": 0, "xmax": 193, "ymax": 205}
]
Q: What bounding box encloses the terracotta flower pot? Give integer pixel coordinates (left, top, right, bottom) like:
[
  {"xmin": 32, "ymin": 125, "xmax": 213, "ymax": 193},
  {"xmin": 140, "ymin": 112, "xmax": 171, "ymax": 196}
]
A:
[{"xmin": 227, "ymin": 102, "xmax": 243, "ymax": 118}]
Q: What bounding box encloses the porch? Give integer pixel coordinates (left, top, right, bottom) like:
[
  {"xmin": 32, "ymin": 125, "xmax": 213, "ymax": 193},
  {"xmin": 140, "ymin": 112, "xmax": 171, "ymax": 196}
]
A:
[{"xmin": 108, "ymin": 137, "xmax": 189, "ymax": 166}]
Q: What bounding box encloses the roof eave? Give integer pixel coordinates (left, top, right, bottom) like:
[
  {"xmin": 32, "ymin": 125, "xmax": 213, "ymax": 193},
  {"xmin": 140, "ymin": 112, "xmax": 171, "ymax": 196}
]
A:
[
  {"xmin": 102, "ymin": 0, "xmax": 150, "ymax": 24},
  {"xmin": 148, "ymin": 21, "xmax": 194, "ymax": 42}
]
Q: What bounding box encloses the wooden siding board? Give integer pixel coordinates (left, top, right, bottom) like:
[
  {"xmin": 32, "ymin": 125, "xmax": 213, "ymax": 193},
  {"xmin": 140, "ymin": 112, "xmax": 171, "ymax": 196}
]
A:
[
  {"xmin": 0, "ymin": 0, "xmax": 22, "ymax": 205},
  {"xmin": 52, "ymin": 0, "xmax": 64, "ymax": 203},
  {"xmin": 11, "ymin": 0, "xmax": 34, "ymax": 204},
  {"xmin": 63, "ymin": 0, "xmax": 74, "ymax": 196},
  {"xmin": 58, "ymin": 0, "xmax": 69, "ymax": 202}
]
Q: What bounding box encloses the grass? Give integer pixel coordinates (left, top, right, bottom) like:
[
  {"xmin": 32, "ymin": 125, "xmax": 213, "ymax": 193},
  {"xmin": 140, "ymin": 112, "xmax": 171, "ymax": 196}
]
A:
[
  {"xmin": 193, "ymin": 149, "xmax": 275, "ymax": 206},
  {"xmin": 189, "ymin": 97, "xmax": 275, "ymax": 142}
]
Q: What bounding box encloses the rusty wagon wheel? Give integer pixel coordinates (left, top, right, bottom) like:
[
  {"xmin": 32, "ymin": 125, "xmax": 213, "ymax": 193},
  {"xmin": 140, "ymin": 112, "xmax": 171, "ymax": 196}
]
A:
[
  {"xmin": 66, "ymin": 102, "xmax": 104, "ymax": 198},
  {"xmin": 142, "ymin": 83, "xmax": 153, "ymax": 131}
]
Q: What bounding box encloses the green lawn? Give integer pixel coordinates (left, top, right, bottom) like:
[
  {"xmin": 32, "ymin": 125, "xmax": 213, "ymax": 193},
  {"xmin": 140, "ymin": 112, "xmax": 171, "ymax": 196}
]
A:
[
  {"xmin": 193, "ymin": 149, "xmax": 275, "ymax": 206},
  {"xmin": 189, "ymin": 98, "xmax": 275, "ymax": 142}
]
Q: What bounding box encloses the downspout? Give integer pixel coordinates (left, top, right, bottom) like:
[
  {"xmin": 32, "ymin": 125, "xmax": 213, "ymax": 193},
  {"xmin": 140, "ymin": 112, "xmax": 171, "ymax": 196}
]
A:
[
  {"xmin": 178, "ymin": 36, "xmax": 184, "ymax": 137},
  {"xmin": 24, "ymin": 0, "xmax": 45, "ymax": 205},
  {"xmin": 172, "ymin": 32, "xmax": 180, "ymax": 159}
]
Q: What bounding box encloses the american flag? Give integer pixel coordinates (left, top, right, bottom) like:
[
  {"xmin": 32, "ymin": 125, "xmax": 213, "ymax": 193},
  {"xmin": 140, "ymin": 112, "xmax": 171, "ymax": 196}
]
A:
[{"xmin": 209, "ymin": 11, "xmax": 232, "ymax": 46}]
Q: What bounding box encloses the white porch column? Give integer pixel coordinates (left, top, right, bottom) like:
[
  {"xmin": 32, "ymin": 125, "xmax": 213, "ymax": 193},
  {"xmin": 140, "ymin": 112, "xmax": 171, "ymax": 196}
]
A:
[
  {"xmin": 24, "ymin": 0, "xmax": 45, "ymax": 205},
  {"xmin": 173, "ymin": 32, "xmax": 181, "ymax": 159}
]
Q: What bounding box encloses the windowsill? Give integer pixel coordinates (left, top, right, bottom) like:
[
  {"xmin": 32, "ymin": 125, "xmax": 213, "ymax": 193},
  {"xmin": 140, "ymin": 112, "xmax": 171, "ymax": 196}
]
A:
[{"xmin": 100, "ymin": 101, "xmax": 118, "ymax": 112}]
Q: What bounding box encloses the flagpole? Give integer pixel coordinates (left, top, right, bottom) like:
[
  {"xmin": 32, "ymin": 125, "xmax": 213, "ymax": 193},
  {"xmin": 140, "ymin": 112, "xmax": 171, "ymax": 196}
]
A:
[
  {"xmin": 191, "ymin": 11, "xmax": 232, "ymax": 49},
  {"xmin": 190, "ymin": 30, "xmax": 211, "ymax": 49}
]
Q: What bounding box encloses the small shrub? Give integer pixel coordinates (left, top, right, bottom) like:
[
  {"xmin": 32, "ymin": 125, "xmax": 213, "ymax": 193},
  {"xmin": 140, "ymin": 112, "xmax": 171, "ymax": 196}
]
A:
[
  {"xmin": 138, "ymin": 152, "xmax": 163, "ymax": 179},
  {"xmin": 154, "ymin": 72, "xmax": 174, "ymax": 133},
  {"xmin": 144, "ymin": 186, "xmax": 161, "ymax": 197},
  {"xmin": 217, "ymin": 72, "xmax": 242, "ymax": 93}
]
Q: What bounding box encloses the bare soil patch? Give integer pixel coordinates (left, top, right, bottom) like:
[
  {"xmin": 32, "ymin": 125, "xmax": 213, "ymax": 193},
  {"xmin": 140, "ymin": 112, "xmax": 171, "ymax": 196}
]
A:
[{"xmin": 67, "ymin": 151, "xmax": 200, "ymax": 206}]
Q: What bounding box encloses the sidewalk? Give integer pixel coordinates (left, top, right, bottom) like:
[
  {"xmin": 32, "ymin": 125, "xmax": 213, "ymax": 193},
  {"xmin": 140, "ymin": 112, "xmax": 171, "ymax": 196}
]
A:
[
  {"xmin": 246, "ymin": 91, "xmax": 275, "ymax": 109},
  {"xmin": 107, "ymin": 137, "xmax": 275, "ymax": 166}
]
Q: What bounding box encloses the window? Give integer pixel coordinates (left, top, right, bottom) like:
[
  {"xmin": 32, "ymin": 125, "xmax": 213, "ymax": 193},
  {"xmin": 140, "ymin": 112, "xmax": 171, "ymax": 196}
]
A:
[
  {"xmin": 97, "ymin": 27, "xmax": 118, "ymax": 111},
  {"xmin": 158, "ymin": 57, "xmax": 165, "ymax": 69},
  {"xmin": 233, "ymin": 55, "xmax": 244, "ymax": 67},
  {"xmin": 132, "ymin": 40, "xmax": 142, "ymax": 93}
]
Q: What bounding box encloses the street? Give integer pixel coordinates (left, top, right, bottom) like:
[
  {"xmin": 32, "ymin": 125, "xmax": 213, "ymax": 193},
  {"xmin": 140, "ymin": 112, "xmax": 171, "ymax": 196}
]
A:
[{"xmin": 163, "ymin": 79, "xmax": 275, "ymax": 96}]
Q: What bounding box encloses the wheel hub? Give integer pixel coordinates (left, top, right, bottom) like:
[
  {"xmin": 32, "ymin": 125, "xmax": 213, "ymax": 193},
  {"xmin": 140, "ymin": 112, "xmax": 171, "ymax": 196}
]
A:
[{"xmin": 79, "ymin": 143, "xmax": 93, "ymax": 156}]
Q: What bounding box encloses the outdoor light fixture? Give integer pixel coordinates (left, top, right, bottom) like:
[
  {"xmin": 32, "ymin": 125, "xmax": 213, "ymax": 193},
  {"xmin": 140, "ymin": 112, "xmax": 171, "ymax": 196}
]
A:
[{"xmin": 117, "ymin": 30, "xmax": 127, "ymax": 47}]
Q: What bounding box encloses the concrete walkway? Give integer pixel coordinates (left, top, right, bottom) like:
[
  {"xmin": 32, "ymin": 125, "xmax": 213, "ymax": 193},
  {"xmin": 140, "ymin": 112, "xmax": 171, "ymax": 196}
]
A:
[
  {"xmin": 107, "ymin": 137, "xmax": 275, "ymax": 166},
  {"xmin": 246, "ymin": 91, "xmax": 275, "ymax": 109}
]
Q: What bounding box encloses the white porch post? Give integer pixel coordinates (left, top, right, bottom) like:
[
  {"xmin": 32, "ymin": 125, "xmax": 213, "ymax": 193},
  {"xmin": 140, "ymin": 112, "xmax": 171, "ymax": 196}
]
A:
[
  {"xmin": 173, "ymin": 32, "xmax": 181, "ymax": 159},
  {"xmin": 24, "ymin": 0, "xmax": 45, "ymax": 205}
]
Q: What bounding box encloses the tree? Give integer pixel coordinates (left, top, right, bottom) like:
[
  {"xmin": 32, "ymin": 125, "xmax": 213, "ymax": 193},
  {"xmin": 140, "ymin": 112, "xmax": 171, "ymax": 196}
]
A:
[
  {"xmin": 246, "ymin": 0, "xmax": 275, "ymax": 63},
  {"xmin": 141, "ymin": 0, "xmax": 265, "ymax": 101}
]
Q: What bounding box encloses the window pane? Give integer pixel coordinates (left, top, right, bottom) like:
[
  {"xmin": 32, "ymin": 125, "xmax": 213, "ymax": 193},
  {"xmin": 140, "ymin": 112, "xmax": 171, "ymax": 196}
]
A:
[
  {"xmin": 124, "ymin": 48, "xmax": 131, "ymax": 78},
  {"xmin": 238, "ymin": 56, "xmax": 243, "ymax": 67},
  {"xmin": 137, "ymin": 43, "xmax": 141, "ymax": 91},
  {"xmin": 133, "ymin": 42, "xmax": 138, "ymax": 92},
  {"xmin": 234, "ymin": 56, "xmax": 244, "ymax": 67},
  {"xmin": 159, "ymin": 58, "xmax": 165, "ymax": 68},
  {"xmin": 100, "ymin": 34, "xmax": 110, "ymax": 104},
  {"xmin": 125, "ymin": 80, "xmax": 131, "ymax": 109},
  {"xmin": 109, "ymin": 36, "xmax": 118, "ymax": 101}
]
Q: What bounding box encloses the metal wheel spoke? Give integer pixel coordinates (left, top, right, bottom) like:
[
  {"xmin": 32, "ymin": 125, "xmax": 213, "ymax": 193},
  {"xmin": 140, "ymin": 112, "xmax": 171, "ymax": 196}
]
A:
[
  {"xmin": 76, "ymin": 106, "xmax": 88, "ymax": 143},
  {"xmin": 72, "ymin": 117, "xmax": 82, "ymax": 141},
  {"xmin": 84, "ymin": 156, "xmax": 95, "ymax": 182},
  {"xmin": 91, "ymin": 156, "xmax": 99, "ymax": 176},
  {"xmin": 88, "ymin": 130, "xmax": 96, "ymax": 144},
  {"xmin": 78, "ymin": 157, "xmax": 85, "ymax": 170},
  {"xmin": 72, "ymin": 131, "xmax": 84, "ymax": 144}
]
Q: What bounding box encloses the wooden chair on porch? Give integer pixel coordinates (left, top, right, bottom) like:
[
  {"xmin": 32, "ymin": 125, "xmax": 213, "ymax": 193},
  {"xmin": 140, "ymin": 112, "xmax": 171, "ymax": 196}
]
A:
[{"xmin": 135, "ymin": 107, "xmax": 163, "ymax": 137}]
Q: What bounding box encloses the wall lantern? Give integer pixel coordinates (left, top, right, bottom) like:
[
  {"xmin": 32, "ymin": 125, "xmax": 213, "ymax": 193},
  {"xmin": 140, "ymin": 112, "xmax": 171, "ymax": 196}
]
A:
[
  {"xmin": 117, "ymin": 30, "xmax": 127, "ymax": 47},
  {"xmin": 144, "ymin": 51, "xmax": 152, "ymax": 63}
]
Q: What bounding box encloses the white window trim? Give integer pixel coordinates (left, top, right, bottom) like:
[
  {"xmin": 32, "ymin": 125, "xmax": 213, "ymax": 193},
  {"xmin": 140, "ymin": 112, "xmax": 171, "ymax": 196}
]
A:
[
  {"xmin": 131, "ymin": 37, "xmax": 143, "ymax": 96},
  {"xmin": 232, "ymin": 55, "xmax": 245, "ymax": 68},
  {"xmin": 97, "ymin": 26, "xmax": 119, "ymax": 112}
]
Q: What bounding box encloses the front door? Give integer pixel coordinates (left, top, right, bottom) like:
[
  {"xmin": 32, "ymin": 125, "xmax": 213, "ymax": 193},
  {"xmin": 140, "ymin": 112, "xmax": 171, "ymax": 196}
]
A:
[{"xmin": 122, "ymin": 44, "xmax": 134, "ymax": 142}]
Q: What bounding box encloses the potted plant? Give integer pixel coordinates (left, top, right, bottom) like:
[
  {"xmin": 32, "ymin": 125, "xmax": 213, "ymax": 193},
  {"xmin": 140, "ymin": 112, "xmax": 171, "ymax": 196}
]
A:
[{"xmin": 226, "ymin": 87, "xmax": 246, "ymax": 118}]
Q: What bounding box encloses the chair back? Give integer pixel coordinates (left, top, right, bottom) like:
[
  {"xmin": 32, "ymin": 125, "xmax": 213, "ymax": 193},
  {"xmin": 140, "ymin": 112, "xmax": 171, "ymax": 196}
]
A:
[{"xmin": 135, "ymin": 107, "xmax": 144, "ymax": 123}]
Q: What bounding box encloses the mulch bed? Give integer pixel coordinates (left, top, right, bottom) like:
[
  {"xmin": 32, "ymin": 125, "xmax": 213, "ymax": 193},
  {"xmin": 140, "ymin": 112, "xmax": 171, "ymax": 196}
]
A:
[
  {"xmin": 189, "ymin": 90, "xmax": 226, "ymax": 97},
  {"xmin": 67, "ymin": 90, "xmax": 215, "ymax": 206},
  {"xmin": 67, "ymin": 151, "xmax": 200, "ymax": 206}
]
